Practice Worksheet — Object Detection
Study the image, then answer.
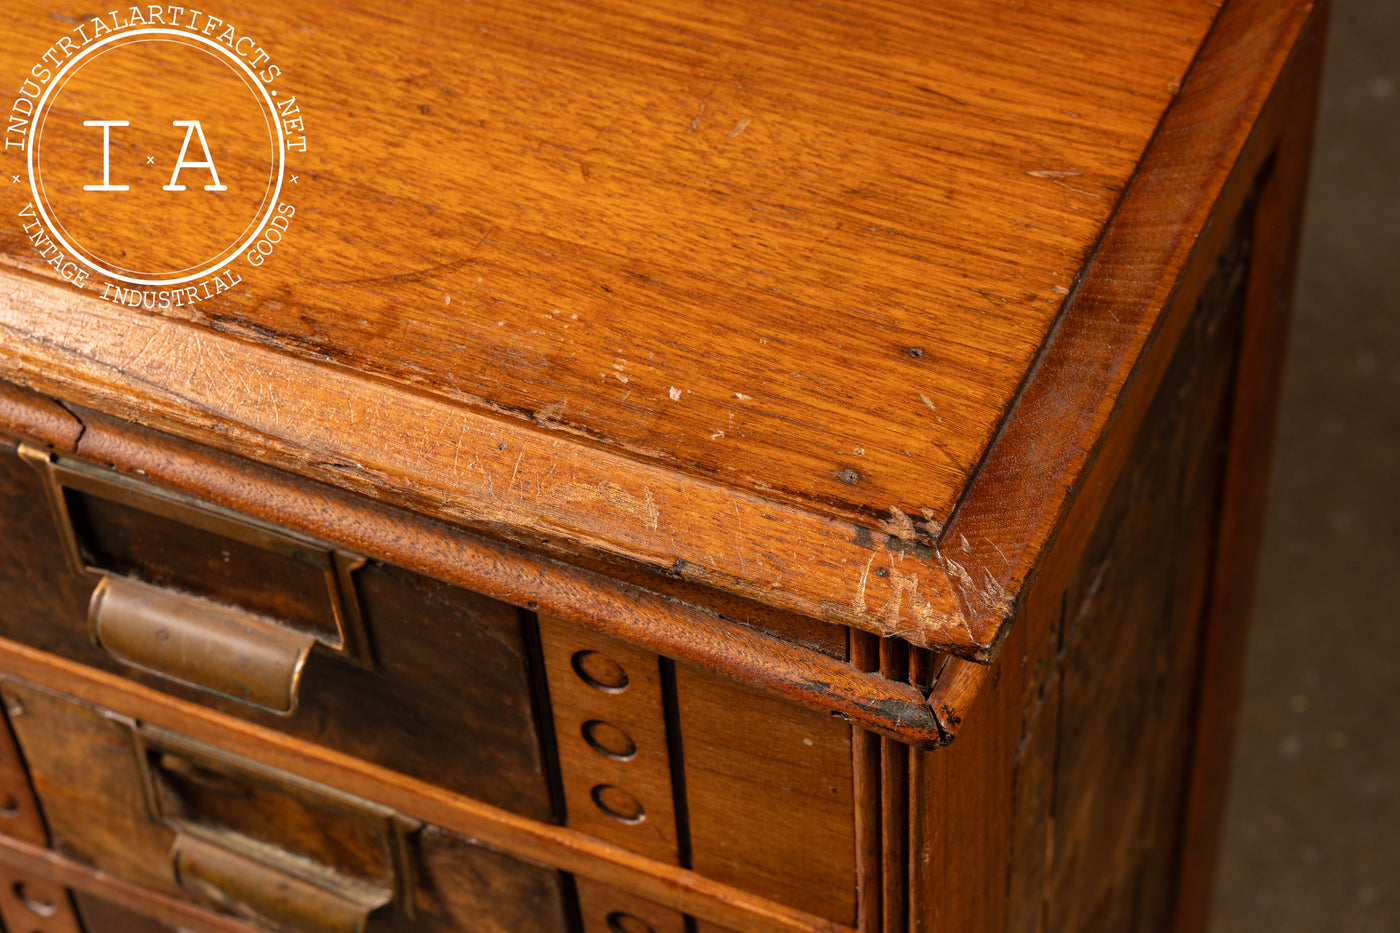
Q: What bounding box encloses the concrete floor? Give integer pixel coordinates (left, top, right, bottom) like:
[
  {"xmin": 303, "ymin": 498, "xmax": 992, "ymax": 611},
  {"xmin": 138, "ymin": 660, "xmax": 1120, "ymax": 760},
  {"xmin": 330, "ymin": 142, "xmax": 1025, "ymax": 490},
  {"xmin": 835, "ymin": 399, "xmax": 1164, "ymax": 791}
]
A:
[{"xmin": 1209, "ymin": 1, "xmax": 1400, "ymax": 931}]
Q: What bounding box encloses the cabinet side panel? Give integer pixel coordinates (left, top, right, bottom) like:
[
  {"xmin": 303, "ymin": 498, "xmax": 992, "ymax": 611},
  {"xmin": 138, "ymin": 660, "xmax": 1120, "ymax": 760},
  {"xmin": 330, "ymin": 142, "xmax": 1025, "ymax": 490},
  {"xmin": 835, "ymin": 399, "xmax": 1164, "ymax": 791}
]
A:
[{"xmin": 1043, "ymin": 203, "xmax": 1249, "ymax": 933}]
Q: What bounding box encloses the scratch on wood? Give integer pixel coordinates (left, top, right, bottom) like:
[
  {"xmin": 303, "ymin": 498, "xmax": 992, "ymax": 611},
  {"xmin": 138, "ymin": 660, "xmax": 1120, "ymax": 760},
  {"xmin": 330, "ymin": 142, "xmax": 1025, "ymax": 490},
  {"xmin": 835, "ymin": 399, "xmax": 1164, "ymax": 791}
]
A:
[
  {"xmin": 850, "ymin": 552, "xmax": 965, "ymax": 639},
  {"xmin": 1026, "ymin": 169, "xmax": 1082, "ymax": 179},
  {"xmin": 876, "ymin": 566, "xmax": 969, "ymax": 639},
  {"xmin": 508, "ymin": 451, "xmax": 524, "ymax": 493},
  {"xmin": 540, "ymin": 480, "xmax": 660, "ymax": 530},
  {"xmin": 940, "ymin": 552, "xmax": 1013, "ymax": 622},
  {"xmin": 533, "ymin": 398, "xmax": 567, "ymax": 423},
  {"xmin": 727, "ymin": 118, "xmax": 751, "ymax": 138},
  {"xmin": 852, "ymin": 551, "xmax": 877, "ymax": 613}
]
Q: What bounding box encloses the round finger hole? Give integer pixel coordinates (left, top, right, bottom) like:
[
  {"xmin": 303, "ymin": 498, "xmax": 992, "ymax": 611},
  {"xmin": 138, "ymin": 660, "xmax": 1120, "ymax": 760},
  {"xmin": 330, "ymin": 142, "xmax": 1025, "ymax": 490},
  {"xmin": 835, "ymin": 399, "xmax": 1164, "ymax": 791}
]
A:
[
  {"xmin": 606, "ymin": 912, "xmax": 656, "ymax": 933},
  {"xmin": 591, "ymin": 784, "xmax": 646, "ymax": 824},
  {"xmin": 571, "ymin": 650, "xmax": 629, "ymax": 693},
  {"xmin": 582, "ymin": 720, "xmax": 638, "ymax": 761},
  {"xmin": 0, "ymin": 794, "xmax": 19, "ymax": 817},
  {"xmin": 12, "ymin": 882, "xmax": 57, "ymax": 917}
]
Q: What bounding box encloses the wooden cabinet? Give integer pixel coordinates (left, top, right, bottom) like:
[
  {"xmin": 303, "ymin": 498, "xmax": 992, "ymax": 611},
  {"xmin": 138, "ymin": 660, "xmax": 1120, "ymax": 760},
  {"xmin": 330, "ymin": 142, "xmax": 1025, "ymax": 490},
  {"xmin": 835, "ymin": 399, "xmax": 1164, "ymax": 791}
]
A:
[{"xmin": 0, "ymin": 0, "xmax": 1325, "ymax": 930}]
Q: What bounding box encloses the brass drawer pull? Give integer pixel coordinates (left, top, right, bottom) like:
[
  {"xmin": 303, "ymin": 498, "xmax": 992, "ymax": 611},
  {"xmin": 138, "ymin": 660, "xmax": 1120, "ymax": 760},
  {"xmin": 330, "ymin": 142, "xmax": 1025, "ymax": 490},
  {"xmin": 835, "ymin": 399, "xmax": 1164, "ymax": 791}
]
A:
[
  {"xmin": 173, "ymin": 833, "xmax": 389, "ymax": 933},
  {"xmin": 90, "ymin": 575, "xmax": 314, "ymax": 714}
]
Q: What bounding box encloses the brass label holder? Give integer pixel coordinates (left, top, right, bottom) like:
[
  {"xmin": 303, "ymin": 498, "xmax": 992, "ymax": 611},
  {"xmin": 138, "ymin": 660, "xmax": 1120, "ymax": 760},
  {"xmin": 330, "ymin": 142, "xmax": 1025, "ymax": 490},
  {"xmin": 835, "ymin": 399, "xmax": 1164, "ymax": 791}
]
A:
[
  {"xmin": 19, "ymin": 445, "xmax": 374, "ymax": 713},
  {"xmin": 118, "ymin": 717, "xmax": 419, "ymax": 932}
]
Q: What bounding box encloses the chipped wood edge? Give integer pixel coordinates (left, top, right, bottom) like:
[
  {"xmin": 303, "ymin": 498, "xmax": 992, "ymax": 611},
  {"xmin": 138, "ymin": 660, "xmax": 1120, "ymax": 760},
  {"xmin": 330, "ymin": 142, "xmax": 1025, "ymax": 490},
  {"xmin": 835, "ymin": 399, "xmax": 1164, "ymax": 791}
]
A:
[
  {"xmin": 934, "ymin": 0, "xmax": 1322, "ymax": 659},
  {"xmin": 0, "ymin": 408, "xmax": 944, "ymax": 747},
  {"xmin": 0, "ymin": 271, "xmax": 981, "ymax": 653}
]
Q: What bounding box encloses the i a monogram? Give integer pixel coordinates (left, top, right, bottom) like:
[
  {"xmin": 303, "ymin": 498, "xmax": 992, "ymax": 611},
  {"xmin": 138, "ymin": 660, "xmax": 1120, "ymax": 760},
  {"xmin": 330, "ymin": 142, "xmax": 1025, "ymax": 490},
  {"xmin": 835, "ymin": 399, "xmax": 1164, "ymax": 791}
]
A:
[{"xmin": 80, "ymin": 119, "xmax": 227, "ymax": 192}]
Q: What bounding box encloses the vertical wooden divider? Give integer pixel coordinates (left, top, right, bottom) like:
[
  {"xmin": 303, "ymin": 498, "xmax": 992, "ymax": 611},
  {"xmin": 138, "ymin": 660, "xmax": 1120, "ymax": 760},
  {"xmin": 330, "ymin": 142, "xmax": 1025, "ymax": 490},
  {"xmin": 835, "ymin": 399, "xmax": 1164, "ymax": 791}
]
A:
[{"xmin": 851, "ymin": 630, "xmax": 882, "ymax": 933}]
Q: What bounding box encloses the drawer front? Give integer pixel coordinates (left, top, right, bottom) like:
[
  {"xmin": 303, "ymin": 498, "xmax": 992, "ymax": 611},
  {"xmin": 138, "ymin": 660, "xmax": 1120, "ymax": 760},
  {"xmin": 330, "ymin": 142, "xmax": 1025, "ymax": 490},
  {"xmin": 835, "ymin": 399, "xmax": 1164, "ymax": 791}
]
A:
[
  {"xmin": 0, "ymin": 680, "xmax": 570, "ymax": 933},
  {"xmin": 0, "ymin": 441, "xmax": 554, "ymax": 822}
]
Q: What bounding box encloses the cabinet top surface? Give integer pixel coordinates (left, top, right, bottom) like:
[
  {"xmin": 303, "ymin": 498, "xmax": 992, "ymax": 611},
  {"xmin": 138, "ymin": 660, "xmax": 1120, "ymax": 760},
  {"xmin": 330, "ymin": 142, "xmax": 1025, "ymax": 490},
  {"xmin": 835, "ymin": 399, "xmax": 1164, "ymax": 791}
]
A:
[{"xmin": 0, "ymin": 0, "xmax": 1266, "ymax": 654}]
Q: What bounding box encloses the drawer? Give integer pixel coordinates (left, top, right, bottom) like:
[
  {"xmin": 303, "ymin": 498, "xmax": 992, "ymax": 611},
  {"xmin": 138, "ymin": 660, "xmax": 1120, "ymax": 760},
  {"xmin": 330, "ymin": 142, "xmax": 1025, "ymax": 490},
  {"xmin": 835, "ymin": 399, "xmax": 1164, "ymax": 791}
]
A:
[
  {"xmin": 0, "ymin": 679, "xmax": 570, "ymax": 933},
  {"xmin": 0, "ymin": 440, "xmax": 555, "ymax": 822}
]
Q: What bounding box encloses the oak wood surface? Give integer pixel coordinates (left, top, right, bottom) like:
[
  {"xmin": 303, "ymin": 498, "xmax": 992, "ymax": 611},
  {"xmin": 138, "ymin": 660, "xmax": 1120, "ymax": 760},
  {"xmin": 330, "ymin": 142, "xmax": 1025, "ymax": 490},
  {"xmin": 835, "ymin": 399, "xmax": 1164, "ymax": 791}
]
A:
[
  {"xmin": 675, "ymin": 661, "xmax": 857, "ymax": 926},
  {"xmin": 0, "ymin": 0, "xmax": 1214, "ymax": 525},
  {"xmin": 939, "ymin": 0, "xmax": 1324, "ymax": 654},
  {"xmin": 0, "ymin": 640, "xmax": 850, "ymax": 933},
  {"xmin": 0, "ymin": 0, "xmax": 1229, "ymax": 655},
  {"xmin": 538, "ymin": 614, "xmax": 681, "ymax": 863},
  {"xmin": 0, "ymin": 412, "xmax": 944, "ymax": 746},
  {"xmin": 0, "ymin": 440, "xmax": 558, "ymax": 818}
]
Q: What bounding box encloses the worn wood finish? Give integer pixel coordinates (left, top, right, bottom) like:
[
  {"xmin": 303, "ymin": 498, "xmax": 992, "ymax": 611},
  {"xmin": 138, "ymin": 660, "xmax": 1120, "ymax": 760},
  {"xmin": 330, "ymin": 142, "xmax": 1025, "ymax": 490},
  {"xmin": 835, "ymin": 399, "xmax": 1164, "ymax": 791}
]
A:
[
  {"xmin": 0, "ymin": 0, "xmax": 1233, "ymax": 656},
  {"xmin": 1, "ymin": 678, "xmax": 579, "ymax": 933},
  {"xmin": 0, "ymin": 834, "xmax": 255, "ymax": 933},
  {"xmin": 0, "ymin": 441, "xmax": 557, "ymax": 817},
  {"xmin": 939, "ymin": 0, "xmax": 1325, "ymax": 656},
  {"xmin": 0, "ymin": 642, "xmax": 850, "ymax": 933},
  {"xmin": 72, "ymin": 892, "xmax": 183, "ymax": 933},
  {"xmin": 0, "ymin": 414, "xmax": 942, "ymax": 746},
  {"xmin": 0, "ymin": 0, "xmax": 1214, "ymax": 522},
  {"xmin": 675, "ymin": 662, "xmax": 856, "ymax": 926},
  {"xmin": 0, "ymin": 274, "xmax": 977, "ymax": 650},
  {"xmin": 0, "ymin": 0, "xmax": 1326, "ymax": 930}
]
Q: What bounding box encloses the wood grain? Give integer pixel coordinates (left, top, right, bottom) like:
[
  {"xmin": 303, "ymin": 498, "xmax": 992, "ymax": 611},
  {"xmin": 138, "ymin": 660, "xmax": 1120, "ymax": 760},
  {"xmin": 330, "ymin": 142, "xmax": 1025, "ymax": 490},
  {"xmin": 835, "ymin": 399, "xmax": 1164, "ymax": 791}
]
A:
[
  {"xmin": 0, "ymin": 441, "xmax": 558, "ymax": 818},
  {"xmin": 0, "ymin": 279, "xmax": 976, "ymax": 650},
  {"xmin": 1044, "ymin": 231, "xmax": 1242, "ymax": 932},
  {"xmin": 0, "ymin": 834, "xmax": 256, "ymax": 933},
  {"xmin": 0, "ymin": 0, "xmax": 1213, "ymax": 530},
  {"xmin": 0, "ymin": 412, "xmax": 944, "ymax": 746},
  {"xmin": 1171, "ymin": 10, "xmax": 1329, "ymax": 930},
  {"xmin": 0, "ymin": 0, "xmax": 1232, "ymax": 656},
  {"xmin": 574, "ymin": 876, "xmax": 688, "ymax": 933},
  {"xmin": 676, "ymin": 662, "xmax": 857, "ymax": 926},
  {"xmin": 937, "ymin": 0, "xmax": 1323, "ymax": 656},
  {"xmin": 538, "ymin": 614, "xmax": 681, "ymax": 863},
  {"xmin": 0, "ymin": 641, "xmax": 851, "ymax": 933}
]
